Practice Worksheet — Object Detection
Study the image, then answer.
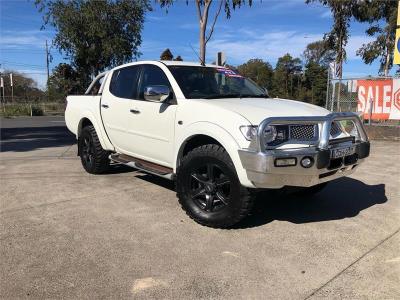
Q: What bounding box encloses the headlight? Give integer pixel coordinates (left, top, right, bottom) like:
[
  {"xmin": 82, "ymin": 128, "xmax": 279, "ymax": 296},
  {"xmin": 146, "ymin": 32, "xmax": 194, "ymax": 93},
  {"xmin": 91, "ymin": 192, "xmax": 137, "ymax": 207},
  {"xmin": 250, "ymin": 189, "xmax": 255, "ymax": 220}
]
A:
[
  {"xmin": 263, "ymin": 125, "xmax": 277, "ymax": 144},
  {"xmin": 240, "ymin": 125, "xmax": 289, "ymax": 147},
  {"xmin": 240, "ymin": 125, "xmax": 258, "ymax": 141},
  {"xmin": 262, "ymin": 125, "xmax": 288, "ymax": 148}
]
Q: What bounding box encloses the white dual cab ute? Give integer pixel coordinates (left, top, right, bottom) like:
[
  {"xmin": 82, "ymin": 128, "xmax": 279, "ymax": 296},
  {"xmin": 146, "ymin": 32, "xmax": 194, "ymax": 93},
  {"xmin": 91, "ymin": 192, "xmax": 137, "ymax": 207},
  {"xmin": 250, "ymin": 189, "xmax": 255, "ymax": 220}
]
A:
[{"xmin": 65, "ymin": 60, "xmax": 370, "ymax": 228}]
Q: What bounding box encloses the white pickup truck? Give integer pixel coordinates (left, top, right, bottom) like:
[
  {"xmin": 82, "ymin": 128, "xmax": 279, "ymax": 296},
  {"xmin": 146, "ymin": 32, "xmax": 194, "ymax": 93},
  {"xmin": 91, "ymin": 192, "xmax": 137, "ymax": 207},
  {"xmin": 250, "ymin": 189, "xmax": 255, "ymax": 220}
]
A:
[{"xmin": 65, "ymin": 60, "xmax": 370, "ymax": 228}]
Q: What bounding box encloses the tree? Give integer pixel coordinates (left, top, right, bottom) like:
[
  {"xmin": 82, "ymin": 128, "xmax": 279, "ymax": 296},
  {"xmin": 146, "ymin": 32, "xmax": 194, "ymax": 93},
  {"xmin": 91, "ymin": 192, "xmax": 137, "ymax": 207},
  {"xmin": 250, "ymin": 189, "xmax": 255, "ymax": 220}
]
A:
[
  {"xmin": 159, "ymin": 49, "xmax": 183, "ymax": 61},
  {"xmin": 0, "ymin": 70, "xmax": 44, "ymax": 102},
  {"xmin": 307, "ymin": 0, "xmax": 354, "ymax": 79},
  {"xmin": 48, "ymin": 63, "xmax": 81, "ymax": 100},
  {"xmin": 174, "ymin": 55, "xmax": 183, "ymax": 61},
  {"xmin": 160, "ymin": 48, "xmax": 174, "ymax": 60},
  {"xmin": 35, "ymin": 0, "xmax": 149, "ymax": 89},
  {"xmin": 353, "ymin": 1, "xmax": 397, "ymax": 76},
  {"xmin": 303, "ymin": 61, "xmax": 328, "ymax": 106},
  {"xmin": 159, "ymin": 0, "xmax": 252, "ymax": 64},
  {"xmin": 303, "ymin": 40, "xmax": 335, "ymax": 67},
  {"xmin": 237, "ymin": 59, "xmax": 273, "ymax": 90},
  {"xmin": 272, "ymin": 54, "xmax": 302, "ymax": 99}
]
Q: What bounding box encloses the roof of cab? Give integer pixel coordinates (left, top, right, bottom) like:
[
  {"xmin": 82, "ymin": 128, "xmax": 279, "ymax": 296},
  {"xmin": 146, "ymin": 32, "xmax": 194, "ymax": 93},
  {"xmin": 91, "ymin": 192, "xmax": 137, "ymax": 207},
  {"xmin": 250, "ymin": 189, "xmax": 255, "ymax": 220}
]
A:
[{"xmin": 159, "ymin": 60, "xmax": 219, "ymax": 68}]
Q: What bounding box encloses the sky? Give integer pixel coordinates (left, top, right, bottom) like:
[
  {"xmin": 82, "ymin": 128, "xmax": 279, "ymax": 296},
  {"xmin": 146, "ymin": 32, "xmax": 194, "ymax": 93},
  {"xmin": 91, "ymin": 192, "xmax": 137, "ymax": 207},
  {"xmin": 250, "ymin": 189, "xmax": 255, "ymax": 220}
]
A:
[{"xmin": 0, "ymin": 0, "xmax": 387, "ymax": 89}]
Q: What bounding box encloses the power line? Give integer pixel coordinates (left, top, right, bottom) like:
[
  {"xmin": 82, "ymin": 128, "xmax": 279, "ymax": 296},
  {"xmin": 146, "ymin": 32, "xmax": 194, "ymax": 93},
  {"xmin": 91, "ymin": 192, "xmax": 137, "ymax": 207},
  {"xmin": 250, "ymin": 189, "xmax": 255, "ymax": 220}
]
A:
[
  {"xmin": 1, "ymin": 60, "xmax": 46, "ymax": 68},
  {"xmin": 0, "ymin": 49, "xmax": 46, "ymax": 53}
]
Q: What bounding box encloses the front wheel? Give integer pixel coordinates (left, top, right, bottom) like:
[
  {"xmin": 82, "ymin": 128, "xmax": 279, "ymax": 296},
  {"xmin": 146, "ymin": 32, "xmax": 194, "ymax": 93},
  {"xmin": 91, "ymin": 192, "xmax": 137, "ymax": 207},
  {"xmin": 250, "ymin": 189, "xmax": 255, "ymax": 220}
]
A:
[{"xmin": 176, "ymin": 144, "xmax": 254, "ymax": 228}]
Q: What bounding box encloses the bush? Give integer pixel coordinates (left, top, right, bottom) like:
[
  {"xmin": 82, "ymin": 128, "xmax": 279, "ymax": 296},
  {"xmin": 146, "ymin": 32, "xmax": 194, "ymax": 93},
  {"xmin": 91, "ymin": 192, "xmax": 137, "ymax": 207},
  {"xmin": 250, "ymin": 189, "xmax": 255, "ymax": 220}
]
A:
[
  {"xmin": 0, "ymin": 104, "xmax": 43, "ymax": 117},
  {"xmin": 31, "ymin": 105, "xmax": 44, "ymax": 116}
]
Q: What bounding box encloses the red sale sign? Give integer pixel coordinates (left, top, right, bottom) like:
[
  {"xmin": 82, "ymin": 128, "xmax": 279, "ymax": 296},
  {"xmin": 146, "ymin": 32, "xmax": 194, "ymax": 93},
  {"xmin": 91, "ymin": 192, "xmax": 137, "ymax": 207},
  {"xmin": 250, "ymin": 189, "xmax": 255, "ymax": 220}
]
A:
[{"xmin": 357, "ymin": 79, "xmax": 400, "ymax": 120}]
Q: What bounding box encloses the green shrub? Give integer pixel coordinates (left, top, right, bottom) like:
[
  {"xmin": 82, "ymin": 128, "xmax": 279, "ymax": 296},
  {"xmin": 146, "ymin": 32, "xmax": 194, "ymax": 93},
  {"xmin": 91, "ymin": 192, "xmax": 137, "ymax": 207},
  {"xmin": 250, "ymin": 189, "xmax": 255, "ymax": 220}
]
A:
[
  {"xmin": 0, "ymin": 104, "xmax": 43, "ymax": 117},
  {"xmin": 31, "ymin": 105, "xmax": 44, "ymax": 116}
]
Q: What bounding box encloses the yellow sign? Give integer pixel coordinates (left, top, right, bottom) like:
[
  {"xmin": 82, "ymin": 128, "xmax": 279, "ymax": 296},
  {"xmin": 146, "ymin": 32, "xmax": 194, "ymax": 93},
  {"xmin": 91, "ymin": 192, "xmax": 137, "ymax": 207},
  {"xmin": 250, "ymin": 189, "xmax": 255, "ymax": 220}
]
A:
[
  {"xmin": 395, "ymin": 29, "xmax": 400, "ymax": 65},
  {"xmin": 398, "ymin": 1, "xmax": 400, "ymax": 26}
]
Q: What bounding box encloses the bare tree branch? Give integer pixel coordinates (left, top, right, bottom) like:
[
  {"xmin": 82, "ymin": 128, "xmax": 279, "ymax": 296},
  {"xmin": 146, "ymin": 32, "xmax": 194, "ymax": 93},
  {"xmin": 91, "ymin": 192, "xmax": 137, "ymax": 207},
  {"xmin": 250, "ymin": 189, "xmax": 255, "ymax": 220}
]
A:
[
  {"xmin": 202, "ymin": 0, "xmax": 212, "ymax": 26},
  {"xmin": 195, "ymin": 0, "xmax": 202, "ymax": 23},
  {"xmin": 205, "ymin": 0, "xmax": 224, "ymax": 45}
]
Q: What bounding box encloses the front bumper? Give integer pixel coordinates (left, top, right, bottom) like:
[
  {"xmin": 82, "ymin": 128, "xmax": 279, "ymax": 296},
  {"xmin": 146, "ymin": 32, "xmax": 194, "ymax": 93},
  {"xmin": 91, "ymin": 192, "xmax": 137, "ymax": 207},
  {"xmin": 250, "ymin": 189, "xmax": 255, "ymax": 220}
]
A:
[
  {"xmin": 238, "ymin": 112, "xmax": 370, "ymax": 189},
  {"xmin": 239, "ymin": 141, "xmax": 369, "ymax": 188}
]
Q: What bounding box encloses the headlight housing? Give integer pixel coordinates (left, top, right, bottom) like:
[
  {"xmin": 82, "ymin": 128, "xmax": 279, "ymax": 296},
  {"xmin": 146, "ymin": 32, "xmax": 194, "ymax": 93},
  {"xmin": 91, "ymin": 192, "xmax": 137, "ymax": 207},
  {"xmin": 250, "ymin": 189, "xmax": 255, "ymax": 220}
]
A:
[{"xmin": 240, "ymin": 125, "xmax": 279, "ymax": 144}]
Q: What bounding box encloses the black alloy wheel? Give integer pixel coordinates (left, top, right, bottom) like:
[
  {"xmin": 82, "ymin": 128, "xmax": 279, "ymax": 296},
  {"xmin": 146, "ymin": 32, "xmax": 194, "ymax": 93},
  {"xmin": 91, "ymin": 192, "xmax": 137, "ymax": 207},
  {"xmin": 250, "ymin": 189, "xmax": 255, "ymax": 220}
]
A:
[
  {"xmin": 176, "ymin": 144, "xmax": 254, "ymax": 228},
  {"xmin": 189, "ymin": 163, "xmax": 231, "ymax": 212}
]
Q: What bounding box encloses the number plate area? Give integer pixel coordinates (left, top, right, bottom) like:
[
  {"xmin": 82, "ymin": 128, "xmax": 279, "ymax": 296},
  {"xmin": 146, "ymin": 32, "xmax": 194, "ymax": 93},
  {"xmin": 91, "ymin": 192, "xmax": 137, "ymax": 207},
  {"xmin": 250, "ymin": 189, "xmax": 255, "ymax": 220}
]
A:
[{"xmin": 331, "ymin": 145, "xmax": 356, "ymax": 159}]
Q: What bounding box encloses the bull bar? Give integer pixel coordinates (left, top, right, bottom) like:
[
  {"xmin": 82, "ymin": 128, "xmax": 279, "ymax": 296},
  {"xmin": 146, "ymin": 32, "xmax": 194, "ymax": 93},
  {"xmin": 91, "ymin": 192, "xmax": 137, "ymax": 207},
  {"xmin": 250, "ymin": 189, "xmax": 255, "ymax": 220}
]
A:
[{"xmin": 238, "ymin": 112, "xmax": 370, "ymax": 189}]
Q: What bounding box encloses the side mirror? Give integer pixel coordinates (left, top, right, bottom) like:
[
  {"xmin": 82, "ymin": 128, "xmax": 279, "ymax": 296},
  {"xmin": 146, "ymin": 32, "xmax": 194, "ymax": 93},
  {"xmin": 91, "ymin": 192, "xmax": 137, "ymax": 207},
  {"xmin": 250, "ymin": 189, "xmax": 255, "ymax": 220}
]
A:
[
  {"xmin": 263, "ymin": 87, "xmax": 270, "ymax": 98},
  {"xmin": 144, "ymin": 85, "xmax": 170, "ymax": 102}
]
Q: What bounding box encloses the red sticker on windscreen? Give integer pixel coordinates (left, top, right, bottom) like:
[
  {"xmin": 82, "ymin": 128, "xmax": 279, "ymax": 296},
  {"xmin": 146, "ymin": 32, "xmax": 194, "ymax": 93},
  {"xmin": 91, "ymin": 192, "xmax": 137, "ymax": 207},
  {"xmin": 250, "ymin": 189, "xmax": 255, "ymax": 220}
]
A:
[{"xmin": 216, "ymin": 68, "xmax": 243, "ymax": 78}]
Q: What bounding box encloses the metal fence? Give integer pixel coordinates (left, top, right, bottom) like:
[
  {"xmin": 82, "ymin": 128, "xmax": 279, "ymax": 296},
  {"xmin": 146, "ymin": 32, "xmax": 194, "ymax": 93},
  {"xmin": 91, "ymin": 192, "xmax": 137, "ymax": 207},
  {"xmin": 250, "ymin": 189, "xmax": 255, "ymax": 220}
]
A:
[{"xmin": 326, "ymin": 76, "xmax": 395, "ymax": 112}]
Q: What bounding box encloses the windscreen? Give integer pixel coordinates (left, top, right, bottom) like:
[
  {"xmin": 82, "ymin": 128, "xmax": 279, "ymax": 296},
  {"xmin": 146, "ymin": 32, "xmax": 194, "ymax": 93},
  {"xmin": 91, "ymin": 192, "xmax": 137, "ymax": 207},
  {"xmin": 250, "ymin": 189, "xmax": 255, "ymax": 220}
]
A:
[{"xmin": 168, "ymin": 66, "xmax": 267, "ymax": 99}]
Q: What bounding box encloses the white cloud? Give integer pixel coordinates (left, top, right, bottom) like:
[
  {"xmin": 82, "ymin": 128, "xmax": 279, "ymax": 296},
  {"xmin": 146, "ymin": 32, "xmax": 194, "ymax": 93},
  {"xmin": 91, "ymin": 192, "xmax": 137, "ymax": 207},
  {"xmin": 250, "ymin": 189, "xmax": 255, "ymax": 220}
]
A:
[
  {"xmin": 0, "ymin": 30, "xmax": 52, "ymax": 49},
  {"xmin": 206, "ymin": 30, "xmax": 322, "ymax": 64},
  {"xmin": 346, "ymin": 35, "xmax": 374, "ymax": 60},
  {"xmin": 320, "ymin": 10, "xmax": 331, "ymax": 19},
  {"xmin": 205, "ymin": 28, "xmax": 374, "ymax": 65}
]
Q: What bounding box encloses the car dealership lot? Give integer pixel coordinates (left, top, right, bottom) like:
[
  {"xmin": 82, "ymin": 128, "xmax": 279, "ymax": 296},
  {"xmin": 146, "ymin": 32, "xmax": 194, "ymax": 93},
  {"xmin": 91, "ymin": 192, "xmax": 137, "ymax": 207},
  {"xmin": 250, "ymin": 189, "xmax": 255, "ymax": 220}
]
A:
[{"xmin": 1, "ymin": 116, "xmax": 399, "ymax": 299}]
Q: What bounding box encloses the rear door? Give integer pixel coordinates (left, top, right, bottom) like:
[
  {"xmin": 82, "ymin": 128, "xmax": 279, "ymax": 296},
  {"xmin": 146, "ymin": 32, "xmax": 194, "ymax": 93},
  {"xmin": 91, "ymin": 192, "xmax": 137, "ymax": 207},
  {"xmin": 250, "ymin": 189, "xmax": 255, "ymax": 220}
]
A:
[{"xmin": 100, "ymin": 65, "xmax": 141, "ymax": 154}]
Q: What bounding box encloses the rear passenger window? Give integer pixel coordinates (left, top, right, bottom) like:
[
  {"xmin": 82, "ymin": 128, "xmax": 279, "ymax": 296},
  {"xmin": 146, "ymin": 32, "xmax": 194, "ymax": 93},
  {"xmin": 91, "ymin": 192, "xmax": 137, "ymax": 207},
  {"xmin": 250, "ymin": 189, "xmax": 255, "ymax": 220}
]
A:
[{"xmin": 110, "ymin": 66, "xmax": 140, "ymax": 99}]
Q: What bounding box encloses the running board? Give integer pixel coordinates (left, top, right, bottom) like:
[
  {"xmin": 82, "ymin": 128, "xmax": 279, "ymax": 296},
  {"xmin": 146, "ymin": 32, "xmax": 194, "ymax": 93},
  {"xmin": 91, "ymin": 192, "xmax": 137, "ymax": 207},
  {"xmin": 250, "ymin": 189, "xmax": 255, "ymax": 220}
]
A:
[{"xmin": 110, "ymin": 153, "xmax": 174, "ymax": 180}]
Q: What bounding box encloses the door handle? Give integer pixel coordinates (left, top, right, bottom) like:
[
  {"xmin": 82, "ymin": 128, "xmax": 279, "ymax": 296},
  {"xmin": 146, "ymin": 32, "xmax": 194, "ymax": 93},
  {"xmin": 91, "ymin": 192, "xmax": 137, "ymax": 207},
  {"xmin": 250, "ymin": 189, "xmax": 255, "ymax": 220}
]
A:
[
  {"xmin": 101, "ymin": 104, "xmax": 109, "ymax": 109},
  {"xmin": 130, "ymin": 109, "xmax": 140, "ymax": 114}
]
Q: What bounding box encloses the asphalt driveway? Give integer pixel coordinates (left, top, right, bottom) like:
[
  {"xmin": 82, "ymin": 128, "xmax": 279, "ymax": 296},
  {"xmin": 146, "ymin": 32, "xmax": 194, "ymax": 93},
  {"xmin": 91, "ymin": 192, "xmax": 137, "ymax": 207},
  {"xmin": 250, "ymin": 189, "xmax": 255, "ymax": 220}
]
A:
[{"xmin": 0, "ymin": 116, "xmax": 399, "ymax": 299}]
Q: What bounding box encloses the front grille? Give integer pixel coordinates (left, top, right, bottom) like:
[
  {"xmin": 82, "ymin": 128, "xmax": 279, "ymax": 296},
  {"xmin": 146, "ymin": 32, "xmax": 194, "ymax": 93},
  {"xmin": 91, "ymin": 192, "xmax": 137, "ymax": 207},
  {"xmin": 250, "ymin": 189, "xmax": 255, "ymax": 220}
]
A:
[{"xmin": 289, "ymin": 124, "xmax": 317, "ymax": 141}]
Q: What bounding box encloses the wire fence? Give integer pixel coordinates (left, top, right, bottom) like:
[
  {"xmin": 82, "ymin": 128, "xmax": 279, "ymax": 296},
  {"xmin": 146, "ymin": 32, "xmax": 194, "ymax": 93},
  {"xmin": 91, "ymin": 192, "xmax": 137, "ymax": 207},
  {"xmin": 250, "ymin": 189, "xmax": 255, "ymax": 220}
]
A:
[{"xmin": 326, "ymin": 76, "xmax": 400, "ymax": 124}]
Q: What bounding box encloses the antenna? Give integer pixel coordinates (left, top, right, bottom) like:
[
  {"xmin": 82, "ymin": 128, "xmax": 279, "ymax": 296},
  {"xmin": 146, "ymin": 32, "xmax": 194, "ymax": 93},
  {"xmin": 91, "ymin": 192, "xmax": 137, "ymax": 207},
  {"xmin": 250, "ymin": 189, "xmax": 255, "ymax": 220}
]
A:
[{"xmin": 189, "ymin": 43, "xmax": 204, "ymax": 66}]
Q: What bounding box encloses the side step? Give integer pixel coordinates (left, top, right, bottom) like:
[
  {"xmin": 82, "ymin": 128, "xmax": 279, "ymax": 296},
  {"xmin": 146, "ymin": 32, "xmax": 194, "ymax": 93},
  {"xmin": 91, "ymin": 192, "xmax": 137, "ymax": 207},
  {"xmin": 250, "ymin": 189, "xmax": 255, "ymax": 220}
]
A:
[{"xmin": 110, "ymin": 153, "xmax": 174, "ymax": 180}]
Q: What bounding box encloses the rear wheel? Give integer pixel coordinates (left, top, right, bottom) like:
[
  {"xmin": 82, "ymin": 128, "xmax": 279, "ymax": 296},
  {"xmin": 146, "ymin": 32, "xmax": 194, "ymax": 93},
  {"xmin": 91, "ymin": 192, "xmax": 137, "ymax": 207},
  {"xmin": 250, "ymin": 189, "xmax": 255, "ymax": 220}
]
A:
[
  {"xmin": 176, "ymin": 144, "xmax": 254, "ymax": 228},
  {"xmin": 79, "ymin": 125, "xmax": 110, "ymax": 174}
]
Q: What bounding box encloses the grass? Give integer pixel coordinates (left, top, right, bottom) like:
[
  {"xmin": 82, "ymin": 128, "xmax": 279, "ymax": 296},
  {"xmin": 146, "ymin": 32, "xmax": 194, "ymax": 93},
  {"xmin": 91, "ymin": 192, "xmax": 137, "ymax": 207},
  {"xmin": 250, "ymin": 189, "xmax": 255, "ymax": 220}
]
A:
[{"xmin": 0, "ymin": 103, "xmax": 64, "ymax": 117}]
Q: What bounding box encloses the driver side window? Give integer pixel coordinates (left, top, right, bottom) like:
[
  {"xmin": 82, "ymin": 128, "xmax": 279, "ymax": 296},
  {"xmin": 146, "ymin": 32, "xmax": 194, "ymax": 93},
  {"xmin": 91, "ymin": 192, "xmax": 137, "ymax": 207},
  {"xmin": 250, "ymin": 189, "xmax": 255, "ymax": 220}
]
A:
[{"xmin": 138, "ymin": 65, "xmax": 172, "ymax": 100}]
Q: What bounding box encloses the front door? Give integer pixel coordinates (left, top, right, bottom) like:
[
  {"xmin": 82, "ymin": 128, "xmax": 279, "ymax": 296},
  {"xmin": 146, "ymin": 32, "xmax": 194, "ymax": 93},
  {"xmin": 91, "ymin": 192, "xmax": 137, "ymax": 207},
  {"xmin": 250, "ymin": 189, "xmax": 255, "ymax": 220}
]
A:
[{"xmin": 126, "ymin": 64, "xmax": 177, "ymax": 166}]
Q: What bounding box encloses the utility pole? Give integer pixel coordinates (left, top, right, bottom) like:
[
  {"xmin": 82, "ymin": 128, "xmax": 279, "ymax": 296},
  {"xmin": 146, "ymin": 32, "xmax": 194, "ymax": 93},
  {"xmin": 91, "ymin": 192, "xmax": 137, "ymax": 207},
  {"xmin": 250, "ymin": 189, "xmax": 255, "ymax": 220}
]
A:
[
  {"xmin": 10, "ymin": 73, "xmax": 13, "ymax": 102},
  {"xmin": 45, "ymin": 40, "xmax": 50, "ymax": 101},
  {"xmin": 325, "ymin": 66, "xmax": 330, "ymax": 109}
]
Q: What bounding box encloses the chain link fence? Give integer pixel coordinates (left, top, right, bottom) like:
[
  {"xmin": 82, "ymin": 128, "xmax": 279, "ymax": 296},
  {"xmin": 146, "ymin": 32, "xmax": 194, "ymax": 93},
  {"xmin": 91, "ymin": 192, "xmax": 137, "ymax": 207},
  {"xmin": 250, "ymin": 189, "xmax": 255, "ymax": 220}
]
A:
[
  {"xmin": 325, "ymin": 76, "xmax": 400, "ymax": 123},
  {"xmin": 326, "ymin": 77, "xmax": 360, "ymax": 113}
]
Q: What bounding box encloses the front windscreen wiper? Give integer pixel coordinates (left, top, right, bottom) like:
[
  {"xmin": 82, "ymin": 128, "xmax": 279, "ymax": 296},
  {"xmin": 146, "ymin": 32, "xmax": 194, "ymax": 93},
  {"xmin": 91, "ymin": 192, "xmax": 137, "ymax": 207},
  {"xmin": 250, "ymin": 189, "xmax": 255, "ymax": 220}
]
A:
[
  {"xmin": 201, "ymin": 94, "xmax": 240, "ymax": 99},
  {"xmin": 239, "ymin": 94, "xmax": 268, "ymax": 98},
  {"xmin": 201, "ymin": 93, "xmax": 267, "ymax": 99}
]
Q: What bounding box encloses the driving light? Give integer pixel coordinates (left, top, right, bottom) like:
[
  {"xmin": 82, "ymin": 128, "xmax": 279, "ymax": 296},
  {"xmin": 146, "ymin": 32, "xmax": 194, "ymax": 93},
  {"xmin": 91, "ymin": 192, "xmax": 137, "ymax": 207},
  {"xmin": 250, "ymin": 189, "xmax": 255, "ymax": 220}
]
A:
[
  {"xmin": 275, "ymin": 158, "xmax": 297, "ymax": 167},
  {"xmin": 240, "ymin": 125, "xmax": 258, "ymax": 141},
  {"xmin": 300, "ymin": 157, "xmax": 314, "ymax": 168}
]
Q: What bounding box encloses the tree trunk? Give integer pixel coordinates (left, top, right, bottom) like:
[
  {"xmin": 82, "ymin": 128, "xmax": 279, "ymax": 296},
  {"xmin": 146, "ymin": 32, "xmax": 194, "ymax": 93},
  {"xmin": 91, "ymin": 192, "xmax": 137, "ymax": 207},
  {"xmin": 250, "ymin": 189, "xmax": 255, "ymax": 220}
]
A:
[
  {"xmin": 196, "ymin": 0, "xmax": 211, "ymax": 65},
  {"xmin": 199, "ymin": 22, "xmax": 206, "ymax": 65},
  {"xmin": 384, "ymin": 35, "xmax": 391, "ymax": 77}
]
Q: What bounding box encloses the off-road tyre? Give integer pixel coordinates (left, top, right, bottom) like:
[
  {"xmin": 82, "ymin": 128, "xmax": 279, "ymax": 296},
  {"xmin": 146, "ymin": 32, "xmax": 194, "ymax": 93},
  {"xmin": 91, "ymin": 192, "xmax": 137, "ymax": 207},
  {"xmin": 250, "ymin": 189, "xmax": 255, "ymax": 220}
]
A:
[
  {"xmin": 79, "ymin": 125, "xmax": 110, "ymax": 174},
  {"xmin": 176, "ymin": 144, "xmax": 254, "ymax": 228}
]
